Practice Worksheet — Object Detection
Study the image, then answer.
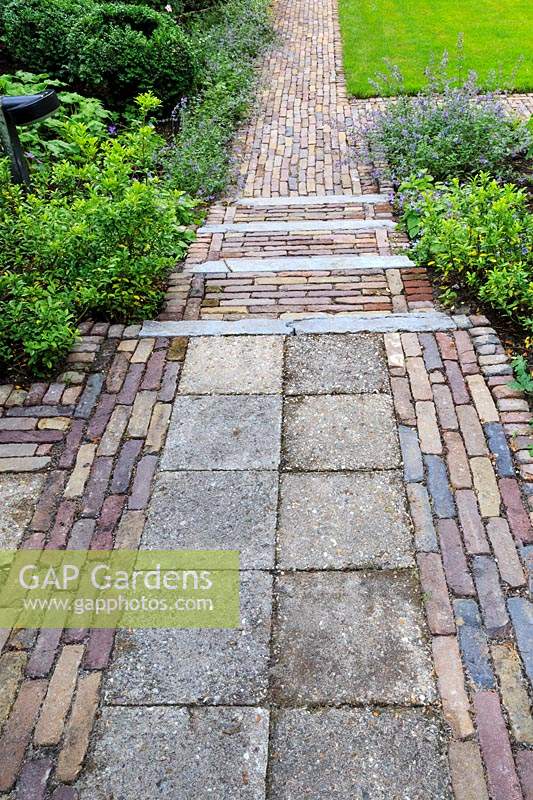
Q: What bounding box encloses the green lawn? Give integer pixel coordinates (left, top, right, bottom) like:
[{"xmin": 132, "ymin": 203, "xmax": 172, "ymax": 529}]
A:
[{"xmin": 338, "ymin": 0, "xmax": 533, "ymax": 96}]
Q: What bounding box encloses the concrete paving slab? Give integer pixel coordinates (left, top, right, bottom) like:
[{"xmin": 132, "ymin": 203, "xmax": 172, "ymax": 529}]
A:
[
  {"xmin": 235, "ymin": 193, "xmax": 389, "ymax": 206},
  {"xmin": 198, "ymin": 219, "xmax": 396, "ymax": 234},
  {"xmin": 161, "ymin": 395, "xmax": 282, "ymax": 471},
  {"xmin": 143, "ymin": 471, "xmax": 278, "ymax": 568},
  {"xmin": 283, "ymin": 394, "xmax": 400, "ymax": 470},
  {"xmin": 76, "ymin": 706, "xmax": 269, "ymax": 800},
  {"xmin": 269, "ymin": 707, "xmax": 451, "ymax": 800},
  {"xmin": 105, "ymin": 571, "xmax": 272, "ymax": 705},
  {"xmin": 179, "ymin": 336, "xmax": 283, "ymax": 395},
  {"xmin": 0, "ymin": 473, "xmax": 45, "ymax": 548},
  {"xmin": 278, "ymin": 471, "xmax": 413, "ymax": 569},
  {"xmin": 191, "ymin": 254, "xmax": 414, "ymax": 273},
  {"xmin": 284, "ymin": 334, "xmax": 389, "ymax": 394},
  {"xmin": 271, "ymin": 570, "xmax": 435, "ymax": 705}
]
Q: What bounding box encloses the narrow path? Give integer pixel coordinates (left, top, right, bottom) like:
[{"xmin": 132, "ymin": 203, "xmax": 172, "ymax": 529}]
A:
[{"xmin": 0, "ymin": 0, "xmax": 532, "ymax": 798}]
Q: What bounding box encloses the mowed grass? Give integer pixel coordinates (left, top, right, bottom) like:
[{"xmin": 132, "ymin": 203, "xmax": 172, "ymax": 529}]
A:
[{"xmin": 338, "ymin": 0, "xmax": 533, "ymax": 96}]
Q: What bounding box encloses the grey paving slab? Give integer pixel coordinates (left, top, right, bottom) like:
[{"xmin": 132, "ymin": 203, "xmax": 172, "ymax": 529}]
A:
[
  {"xmin": 292, "ymin": 311, "xmax": 458, "ymax": 334},
  {"xmin": 76, "ymin": 706, "xmax": 269, "ymax": 800},
  {"xmin": 161, "ymin": 395, "xmax": 282, "ymax": 470},
  {"xmin": 105, "ymin": 571, "xmax": 272, "ymax": 704},
  {"xmin": 284, "ymin": 334, "xmax": 389, "ymax": 394},
  {"xmin": 283, "ymin": 394, "xmax": 400, "ymax": 470},
  {"xmin": 143, "ymin": 470, "xmax": 278, "ymax": 568},
  {"xmin": 278, "ymin": 471, "xmax": 413, "ymax": 569},
  {"xmin": 235, "ymin": 193, "xmax": 389, "ymax": 206},
  {"xmin": 198, "ymin": 219, "xmax": 396, "ymax": 234},
  {"xmin": 140, "ymin": 319, "xmax": 293, "ymax": 338},
  {"xmin": 271, "ymin": 571, "xmax": 436, "ymax": 705},
  {"xmin": 192, "ymin": 254, "xmax": 414, "ymax": 273},
  {"xmin": 179, "ymin": 336, "xmax": 283, "ymax": 395},
  {"xmin": 269, "ymin": 707, "xmax": 451, "ymax": 800},
  {"xmin": 0, "ymin": 473, "xmax": 45, "ymax": 548}
]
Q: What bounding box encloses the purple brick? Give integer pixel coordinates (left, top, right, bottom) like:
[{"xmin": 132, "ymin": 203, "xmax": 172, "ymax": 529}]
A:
[
  {"xmin": 0, "ymin": 429, "xmax": 62, "ymax": 443},
  {"xmin": 26, "ymin": 628, "xmax": 62, "ymax": 677},
  {"xmin": 75, "ymin": 373, "xmax": 104, "ymax": 419},
  {"xmin": 507, "ymin": 597, "xmax": 533, "ymax": 686},
  {"xmin": 6, "ymin": 404, "xmax": 73, "ymax": 417},
  {"xmin": 437, "ymin": 519, "xmax": 475, "ymax": 596},
  {"xmin": 24, "ymin": 383, "xmax": 48, "ymax": 406},
  {"xmin": 111, "ymin": 439, "xmax": 143, "ymax": 494},
  {"xmin": 17, "ymin": 757, "xmax": 53, "ymax": 800},
  {"xmin": 129, "ymin": 455, "xmax": 158, "ymax": 511},
  {"xmin": 141, "ymin": 350, "xmax": 166, "ymax": 391},
  {"xmin": 42, "ymin": 382, "xmax": 65, "ymax": 405},
  {"xmin": 499, "ymin": 478, "xmax": 533, "ymax": 544},
  {"xmin": 117, "ymin": 363, "xmax": 145, "ymax": 404},
  {"xmin": 92, "ymin": 495, "xmax": 125, "ymax": 549},
  {"xmin": 472, "ymin": 556, "xmax": 510, "ymax": 638},
  {"xmin": 475, "ymin": 691, "xmax": 523, "ymax": 800},
  {"xmin": 86, "ymin": 393, "xmax": 116, "ymax": 441},
  {"xmin": 84, "ymin": 628, "xmax": 115, "ymax": 670},
  {"xmin": 419, "ymin": 333, "xmax": 443, "ymax": 371},
  {"xmin": 81, "ymin": 457, "xmax": 113, "ymax": 518},
  {"xmin": 456, "ymin": 490, "xmax": 490, "ymax": 554},
  {"xmin": 444, "ymin": 360, "xmax": 470, "ymax": 404},
  {"xmin": 59, "ymin": 419, "xmax": 85, "ymax": 469},
  {"xmin": 47, "ymin": 500, "xmax": 77, "ymax": 549},
  {"xmin": 30, "ymin": 471, "xmax": 67, "ymax": 531},
  {"xmin": 52, "ymin": 787, "xmax": 79, "ymax": 800},
  {"xmin": 158, "ymin": 361, "xmax": 180, "ymax": 403},
  {"xmin": 516, "ymin": 750, "xmax": 533, "ymax": 800}
]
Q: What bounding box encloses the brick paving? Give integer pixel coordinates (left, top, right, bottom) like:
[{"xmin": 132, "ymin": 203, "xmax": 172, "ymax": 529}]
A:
[{"xmin": 1, "ymin": 0, "xmax": 533, "ymax": 797}]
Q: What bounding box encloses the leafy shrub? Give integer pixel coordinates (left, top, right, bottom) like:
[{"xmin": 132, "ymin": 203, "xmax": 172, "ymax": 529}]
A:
[
  {"xmin": 162, "ymin": 0, "xmax": 273, "ymax": 197},
  {"xmin": 398, "ymin": 172, "xmax": 533, "ymax": 331},
  {"xmin": 0, "ymin": 0, "xmax": 196, "ymax": 109},
  {"xmin": 0, "ymin": 96, "xmax": 198, "ymax": 377},
  {"xmin": 367, "ymin": 71, "xmax": 531, "ymax": 185},
  {"xmin": 0, "ymin": 71, "xmax": 111, "ymax": 163},
  {"xmin": 67, "ymin": 3, "xmax": 196, "ymax": 108}
]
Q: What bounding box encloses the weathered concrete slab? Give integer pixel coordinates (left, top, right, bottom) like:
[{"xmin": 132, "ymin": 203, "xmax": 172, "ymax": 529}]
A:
[
  {"xmin": 0, "ymin": 474, "xmax": 45, "ymax": 548},
  {"xmin": 284, "ymin": 334, "xmax": 389, "ymax": 394},
  {"xmin": 140, "ymin": 319, "xmax": 293, "ymax": 338},
  {"xmin": 179, "ymin": 336, "xmax": 283, "ymax": 395},
  {"xmin": 271, "ymin": 571, "xmax": 435, "ymax": 705},
  {"xmin": 235, "ymin": 193, "xmax": 389, "ymax": 206},
  {"xmin": 283, "ymin": 394, "xmax": 400, "ymax": 470},
  {"xmin": 192, "ymin": 254, "xmax": 414, "ymax": 273},
  {"xmin": 161, "ymin": 395, "xmax": 282, "ymax": 470},
  {"xmin": 198, "ymin": 219, "xmax": 396, "ymax": 234},
  {"xmin": 269, "ymin": 708, "xmax": 451, "ymax": 800},
  {"xmin": 292, "ymin": 311, "xmax": 458, "ymax": 334},
  {"xmin": 143, "ymin": 471, "xmax": 278, "ymax": 568},
  {"xmin": 105, "ymin": 571, "xmax": 272, "ymax": 704},
  {"xmin": 76, "ymin": 706, "xmax": 269, "ymax": 800},
  {"xmin": 278, "ymin": 471, "xmax": 413, "ymax": 569}
]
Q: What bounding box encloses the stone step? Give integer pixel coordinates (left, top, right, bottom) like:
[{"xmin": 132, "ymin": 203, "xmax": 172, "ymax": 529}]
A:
[
  {"xmin": 234, "ymin": 193, "xmax": 389, "ymax": 207},
  {"xmin": 197, "ymin": 219, "xmax": 396, "ymax": 235},
  {"xmin": 190, "ymin": 254, "xmax": 415, "ymax": 274},
  {"xmin": 141, "ymin": 311, "xmax": 467, "ymax": 338}
]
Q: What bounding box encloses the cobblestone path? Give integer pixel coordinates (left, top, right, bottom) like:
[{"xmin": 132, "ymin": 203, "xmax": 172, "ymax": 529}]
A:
[{"xmin": 0, "ymin": 0, "xmax": 532, "ymax": 798}]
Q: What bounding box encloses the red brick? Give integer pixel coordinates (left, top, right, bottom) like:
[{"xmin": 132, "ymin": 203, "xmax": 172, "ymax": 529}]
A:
[
  {"xmin": 0, "ymin": 679, "xmax": 48, "ymax": 791},
  {"xmin": 475, "ymin": 691, "xmax": 523, "ymax": 800},
  {"xmin": 499, "ymin": 478, "xmax": 533, "ymax": 544}
]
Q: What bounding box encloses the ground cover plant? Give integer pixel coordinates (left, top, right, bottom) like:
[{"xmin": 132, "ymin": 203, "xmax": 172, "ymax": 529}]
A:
[
  {"xmin": 338, "ymin": 0, "xmax": 533, "ymax": 96},
  {"xmin": 398, "ymin": 172, "xmax": 533, "ymax": 331},
  {"xmin": 0, "ymin": 95, "xmax": 198, "ymax": 377}
]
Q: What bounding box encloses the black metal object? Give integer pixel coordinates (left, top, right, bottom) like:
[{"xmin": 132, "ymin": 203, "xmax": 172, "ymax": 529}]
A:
[{"xmin": 0, "ymin": 89, "xmax": 60, "ymax": 185}]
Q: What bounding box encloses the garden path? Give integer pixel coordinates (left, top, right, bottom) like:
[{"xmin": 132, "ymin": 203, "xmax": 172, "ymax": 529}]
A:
[{"xmin": 0, "ymin": 0, "xmax": 532, "ymax": 798}]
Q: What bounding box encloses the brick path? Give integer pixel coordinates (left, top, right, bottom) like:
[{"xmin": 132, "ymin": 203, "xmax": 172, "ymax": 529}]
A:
[{"xmin": 1, "ymin": 0, "xmax": 533, "ymax": 797}]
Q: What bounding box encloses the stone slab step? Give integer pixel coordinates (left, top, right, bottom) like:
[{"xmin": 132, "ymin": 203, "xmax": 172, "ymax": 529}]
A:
[
  {"xmin": 234, "ymin": 193, "xmax": 389, "ymax": 207},
  {"xmin": 141, "ymin": 312, "xmax": 467, "ymax": 338},
  {"xmin": 190, "ymin": 254, "xmax": 415, "ymax": 274},
  {"xmin": 198, "ymin": 219, "xmax": 396, "ymax": 235}
]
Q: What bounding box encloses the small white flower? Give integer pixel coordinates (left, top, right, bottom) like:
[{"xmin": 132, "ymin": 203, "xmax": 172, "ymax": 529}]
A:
[{"xmin": 165, "ymin": 3, "xmax": 172, "ymax": 10}]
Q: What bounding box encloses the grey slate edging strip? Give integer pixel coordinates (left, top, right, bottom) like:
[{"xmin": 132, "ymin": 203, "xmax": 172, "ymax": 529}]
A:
[
  {"xmin": 234, "ymin": 193, "xmax": 390, "ymax": 206},
  {"xmin": 140, "ymin": 311, "xmax": 459, "ymax": 338},
  {"xmin": 197, "ymin": 219, "xmax": 396, "ymax": 234},
  {"xmin": 190, "ymin": 254, "xmax": 415, "ymax": 274}
]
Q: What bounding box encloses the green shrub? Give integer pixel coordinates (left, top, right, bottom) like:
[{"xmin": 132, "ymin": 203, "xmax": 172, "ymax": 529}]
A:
[
  {"xmin": 1, "ymin": 0, "xmax": 196, "ymax": 109},
  {"xmin": 0, "ymin": 96, "xmax": 198, "ymax": 377},
  {"xmin": 367, "ymin": 71, "xmax": 531, "ymax": 184},
  {"xmin": 162, "ymin": 0, "xmax": 273, "ymax": 197},
  {"xmin": 399, "ymin": 172, "xmax": 533, "ymax": 331},
  {"xmin": 0, "ymin": 71, "xmax": 111, "ymax": 163},
  {"xmin": 67, "ymin": 4, "xmax": 196, "ymax": 108}
]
